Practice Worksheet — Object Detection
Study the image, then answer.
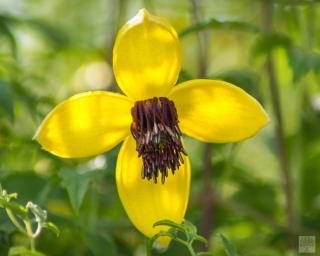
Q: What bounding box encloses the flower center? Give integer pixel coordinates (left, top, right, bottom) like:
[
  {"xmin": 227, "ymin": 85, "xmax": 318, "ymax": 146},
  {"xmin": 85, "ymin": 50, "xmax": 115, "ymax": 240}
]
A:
[{"xmin": 130, "ymin": 97, "xmax": 187, "ymax": 184}]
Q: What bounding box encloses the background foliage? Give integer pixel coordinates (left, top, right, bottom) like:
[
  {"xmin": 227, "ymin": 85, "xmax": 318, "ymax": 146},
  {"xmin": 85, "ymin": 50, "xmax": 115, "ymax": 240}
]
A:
[{"xmin": 0, "ymin": 0, "xmax": 320, "ymax": 255}]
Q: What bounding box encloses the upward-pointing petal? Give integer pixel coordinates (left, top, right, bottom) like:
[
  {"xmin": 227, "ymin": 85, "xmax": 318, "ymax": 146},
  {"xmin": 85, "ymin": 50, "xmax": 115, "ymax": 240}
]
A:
[
  {"xmin": 34, "ymin": 91, "xmax": 133, "ymax": 158},
  {"xmin": 113, "ymin": 9, "xmax": 181, "ymax": 100}
]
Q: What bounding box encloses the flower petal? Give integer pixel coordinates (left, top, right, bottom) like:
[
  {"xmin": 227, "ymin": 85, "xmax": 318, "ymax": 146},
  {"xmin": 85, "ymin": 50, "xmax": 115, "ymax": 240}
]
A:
[
  {"xmin": 116, "ymin": 136, "xmax": 190, "ymax": 247},
  {"xmin": 168, "ymin": 79, "xmax": 269, "ymax": 143},
  {"xmin": 34, "ymin": 91, "xmax": 133, "ymax": 158},
  {"xmin": 113, "ymin": 9, "xmax": 181, "ymax": 100}
]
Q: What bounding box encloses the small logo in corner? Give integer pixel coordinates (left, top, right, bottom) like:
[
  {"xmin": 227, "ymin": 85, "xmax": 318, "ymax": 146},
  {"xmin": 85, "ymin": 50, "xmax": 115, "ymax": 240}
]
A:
[{"xmin": 299, "ymin": 236, "xmax": 316, "ymax": 254}]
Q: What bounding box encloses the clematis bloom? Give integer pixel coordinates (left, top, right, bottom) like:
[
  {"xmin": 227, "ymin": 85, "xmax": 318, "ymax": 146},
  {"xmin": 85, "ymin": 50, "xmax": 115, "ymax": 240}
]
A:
[{"xmin": 34, "ymin": 9, "xmax": 268, "ymax": 246}]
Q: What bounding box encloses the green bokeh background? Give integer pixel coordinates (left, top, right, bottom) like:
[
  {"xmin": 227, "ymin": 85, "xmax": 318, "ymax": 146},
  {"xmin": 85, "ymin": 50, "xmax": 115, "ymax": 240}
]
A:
[{"xmin": 0, "ymin": 0, "xmax": 320, "ymax": 255}]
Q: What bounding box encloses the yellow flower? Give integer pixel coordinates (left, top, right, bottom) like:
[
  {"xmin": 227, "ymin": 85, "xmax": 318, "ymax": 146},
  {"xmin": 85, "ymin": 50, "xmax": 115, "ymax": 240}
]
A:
[{"xmin": 34, "ymin": 9, "xmax": 268, "ymax": 247}]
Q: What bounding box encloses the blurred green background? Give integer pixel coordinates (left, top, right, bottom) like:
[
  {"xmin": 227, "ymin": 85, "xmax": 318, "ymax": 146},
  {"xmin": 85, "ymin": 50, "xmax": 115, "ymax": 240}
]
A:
[{"xmin": 0, "ymin": 0, "xmax": 320, "ymax": 255}]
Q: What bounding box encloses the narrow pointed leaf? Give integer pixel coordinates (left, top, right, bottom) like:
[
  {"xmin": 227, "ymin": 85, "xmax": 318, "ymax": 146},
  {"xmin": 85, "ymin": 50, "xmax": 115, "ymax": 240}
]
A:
[
  {"xmin": 197, "ymin": 252, "xmax": 214, "ymax": 256},
  {"xmin": 220, "ymin": 234, "xmax": 237, "ymax": 256},
  {"xmin": 180, "ymin": 18, "xmax": 259, "ymax": 37},
  {"xmin": 194, "ymin": 235, "xmax": 208, "ymax": 244},
  {"xmin": 153, "ymin": 219, "xmax": 185, "ymax": 232},
  {"xmin": 8, "ymin": 246, "xmax": 45, "ymax": 256},
  {"xmin": 0, "ymin": 199, "xmax": 27, "ymax": 218},
  {"xmin": 41, "ymin": 222, "xmax": 60, "ymax": 237},
  {"xmin": 0, "ymin": 18, "xmax": 17, "ymax": 57},
  {"xmin": 0, "ymin": 79, "xmax": 14, "ymax": 121},
  {"xmin": 254, "ymin": 33, "xmax": 291, "ymax": 56},
  {"xmin": 59, "ymin": 169, "xmax": 105, "ymax": 213}
]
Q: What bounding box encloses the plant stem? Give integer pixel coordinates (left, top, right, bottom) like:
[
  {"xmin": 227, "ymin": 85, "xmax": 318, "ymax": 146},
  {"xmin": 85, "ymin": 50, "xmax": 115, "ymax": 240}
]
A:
[
  {"xmin": 190, "ymin": 0, "xmax": 208, "ymax": 78},
  {"xmin": 201, "ymin": 145, "xmax": 214, "ymax": 243},
  {"xmin": 190, "ymin": 0, "xmax": 213, "ymax": 249},
  {"xmin": 261, "ymin": 0, "xmax": 295, "ymax": 248},
  {"xmin": 106, "ymin": 0, "xmax": 127, "ymax": 93},
  {"xmin": 24, "ymin": 220, "xmax": 35, "ymax": 251},
  {"xmin": 186, "ymin": 243, "xmax": 197, "ymax": 256},
  {"xmin": 174, "ymin": 238, "xmax": 197, "ymax": 256},
  {"xmin": 5, "ymin": 208, "xmax": 27, "ymax": 235}
]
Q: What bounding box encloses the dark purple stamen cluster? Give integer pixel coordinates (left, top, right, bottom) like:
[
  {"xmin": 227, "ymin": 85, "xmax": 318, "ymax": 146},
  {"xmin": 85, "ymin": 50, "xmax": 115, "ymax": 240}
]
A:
[{"xmin": 130, "ymin": 97, "xmax": 187, "ymax": 184}]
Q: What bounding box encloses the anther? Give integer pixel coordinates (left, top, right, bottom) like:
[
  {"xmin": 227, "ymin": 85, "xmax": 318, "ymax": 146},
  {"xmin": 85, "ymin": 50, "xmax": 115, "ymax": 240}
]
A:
[{"xmin": 130, "ymin": 97, "xmax": 187, "ymax": 184}]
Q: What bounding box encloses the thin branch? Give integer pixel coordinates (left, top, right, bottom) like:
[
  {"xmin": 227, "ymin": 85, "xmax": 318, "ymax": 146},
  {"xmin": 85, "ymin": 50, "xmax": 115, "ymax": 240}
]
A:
[
  {"xmin": 200, "ymin": 144, "xmax": 214, "ymax": 247},
  {"xmin": 261, "ymin": 0, "xmax": 295, "ymax": 248},
  {"xmin": 105, "ymin": 0, "xmax": 127, "ymax": 93},
  {"xmin": 190, "ymin": 0, "xmax": 209, "ymax": 78},
  {"xmin": 190, "ymin": 0, "xmax": 213, "ymax": 250}
]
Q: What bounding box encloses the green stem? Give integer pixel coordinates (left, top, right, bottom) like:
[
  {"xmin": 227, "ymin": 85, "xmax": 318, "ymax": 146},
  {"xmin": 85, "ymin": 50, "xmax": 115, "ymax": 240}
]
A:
[
  {"xmin": 186, "ymin": 243, "xmax": 197, "ymax": 256},
  {"xmin": 146, "ymin": 238, "xmax": 151, "ymax": 256},
  {"xmin": 190, "ymin": 0, "xmax": 213, "ymax": 250},
  {"xmin": 173, "ymin": 238, "xmax": 197, "ymax": 256},
  {"xmin": 147, "ymin": 234, "xmax": 198, "ymax": 256},
  {"xmin": 24, "ymin": 220, "xmax": 35, "ymax": 251},
  {"xmin": 261, "ymin": 0, "xmax": 295, "ymax": 248},
  {"xmin": 5, "ymin": 208, "xmax": 27, "ymax": 235}
]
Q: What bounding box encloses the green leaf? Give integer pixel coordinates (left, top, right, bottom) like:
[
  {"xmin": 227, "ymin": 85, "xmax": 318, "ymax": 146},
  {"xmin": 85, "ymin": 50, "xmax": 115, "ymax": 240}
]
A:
[
  {"xmin": 197, "ymin": 252, "xmax": 214, "ymax": 256},
  {"xmin": 147, "ymin": 230, "xmax": 176, "ymax": 256},
  {"xmin": 0, "ymin": 17, "xmax": 17, "ymax": 57},
  {"xmin": 0, "ymin": 199, "xmax": 27, "ymax": 218},
  {"xmin": 254, "ymin": 33, "xmax": 291, "ymax": 56},
  {"xmin": 153, "ymin": 219, "xmax": 185, "ymax": 233},
  {"xmin": 287, "ymin": 46, "xmax": 320, "ymax": 83},
  {"xmin": 0, "ymin": 79, "xmax": 14, "ymax": 121},
  {"xmin": 219, "ymin": 234, "xmax": 237, "ymax": 256},
  {"xmin": 180, "ymin": 18, "xmax": 259, "ymax": 37},
  {"xmin": 181, "ymin": 219, "xmax": 198, "ymax": 238},
  {"xmin": 149, "ymin": 219, "xmax": 211, "ymax": 255},
  {"xmin": 8, "ymin": 246, "xmax": 45, "ymax": 256},
  {"xmin": 23, "ymin": 19, "xmax": 69, "ymax": 47},
  {"xmin": 26, "ymin": 202, "xmax": 47, "ymax": 222},
  {"xmin": 0, "ymin": 14, "xmax": 68, "ymax": 49},
  {"xmin": 41, "ymin": 222, "xmax": 60, "ymax": 237},
  {"xmin": 212, "ymin": 69, "xmax": 258, "ymax": 97},
  {"xmin": 194, "ymin": 235, "xmax": 208, "ymax": 244},
  {"xmin": 178, "ymin": 69, "xmax": 194, "ymax": 83},
  {"xmin": 84, "ymin": 231, "xmax": 116, "ymax": 256},
  {"xmin": 59, "ymin": 169, "xmax": 105, "ymax": 213}
]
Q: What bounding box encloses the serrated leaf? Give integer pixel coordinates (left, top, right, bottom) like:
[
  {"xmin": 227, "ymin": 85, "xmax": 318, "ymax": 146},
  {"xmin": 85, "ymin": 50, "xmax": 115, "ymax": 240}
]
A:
[
  {"xmin": 0, "ymin": 79, "xmax": 14, "ymax": 121},
  {"xmin": 8, "ymin": 246, "xmax": 45, "ymax": 256},
  {"xmin": 254, "ymin": 33, "xmax": 291, "ymax": 56},
  {"xmin": 41, "ymin": 222, "xmax": 60, "ymax": 237},
  {"xmin": 219, "ymin": 234, "xmax": 237, "ymax": 256},
  {"xmin": 59, "ymin": 169, "xmax": 105, "ymax": 213},
  {"xmin": 180, "ymin": 18, "xmax": 259, "ymax": 37}
]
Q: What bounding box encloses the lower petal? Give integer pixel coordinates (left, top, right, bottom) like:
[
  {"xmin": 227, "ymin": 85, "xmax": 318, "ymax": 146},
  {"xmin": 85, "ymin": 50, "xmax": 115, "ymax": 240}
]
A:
[
  {"xmin": 116, "ymin": 136, "xmax": 190, "ymax": 247},
  {"xmin": 168, "ymin": 79, "xmax": 269, "ymax": 143}
]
